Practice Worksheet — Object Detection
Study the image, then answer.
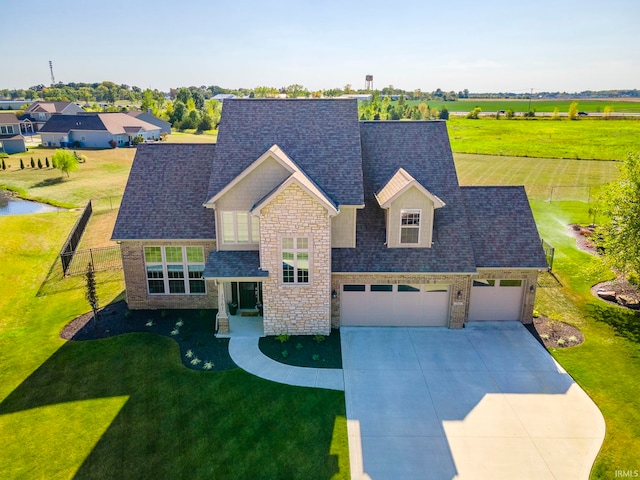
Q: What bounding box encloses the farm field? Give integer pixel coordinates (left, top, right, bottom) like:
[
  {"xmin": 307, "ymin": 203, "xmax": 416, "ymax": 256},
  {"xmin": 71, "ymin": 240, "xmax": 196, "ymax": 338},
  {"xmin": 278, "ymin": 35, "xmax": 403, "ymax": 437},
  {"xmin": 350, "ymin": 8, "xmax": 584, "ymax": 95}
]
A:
[
  {"xmin": 407, "ymin": 98, "xmax": 640, "ymax": 114},
  {"xmin": 448, "ymin": 117, "xmax": 640, "ymax": 160}
]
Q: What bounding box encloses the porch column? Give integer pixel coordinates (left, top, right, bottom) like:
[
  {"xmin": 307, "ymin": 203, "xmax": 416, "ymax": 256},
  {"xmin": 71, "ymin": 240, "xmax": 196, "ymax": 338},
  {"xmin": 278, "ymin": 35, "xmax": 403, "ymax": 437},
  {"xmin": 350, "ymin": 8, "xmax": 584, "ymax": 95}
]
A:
[{"xmin": 216, "ymin": 281, "xmax": 229, "ymax": 334}]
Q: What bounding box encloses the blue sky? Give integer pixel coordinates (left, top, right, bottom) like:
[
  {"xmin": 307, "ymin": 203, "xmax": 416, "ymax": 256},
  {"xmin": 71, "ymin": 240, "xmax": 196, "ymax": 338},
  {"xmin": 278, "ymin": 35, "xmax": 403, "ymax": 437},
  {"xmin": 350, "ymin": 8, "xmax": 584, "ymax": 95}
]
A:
[{"xmin": 4, "ymin": 0, "xmax": 639, "ymax": 93}]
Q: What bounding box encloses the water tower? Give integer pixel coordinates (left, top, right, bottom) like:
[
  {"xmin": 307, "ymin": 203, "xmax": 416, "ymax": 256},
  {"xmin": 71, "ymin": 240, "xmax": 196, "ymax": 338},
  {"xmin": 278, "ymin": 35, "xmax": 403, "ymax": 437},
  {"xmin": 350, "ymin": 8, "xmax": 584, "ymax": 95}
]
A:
[{"xmin": 365, "ymin": 75, "xmax": 373, "ymax": 90}]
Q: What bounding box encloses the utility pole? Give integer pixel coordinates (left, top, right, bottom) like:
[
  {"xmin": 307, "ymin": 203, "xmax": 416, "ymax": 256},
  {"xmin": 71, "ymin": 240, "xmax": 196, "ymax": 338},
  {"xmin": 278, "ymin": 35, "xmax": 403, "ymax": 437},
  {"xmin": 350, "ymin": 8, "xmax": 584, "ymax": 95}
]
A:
[
  {"xmin": 527, "ymin": 87, "xmax": 533, "ymax": 113},
  {"xmin": 49, "ymin": 60, "xmax": 56, "ymax": 85}
]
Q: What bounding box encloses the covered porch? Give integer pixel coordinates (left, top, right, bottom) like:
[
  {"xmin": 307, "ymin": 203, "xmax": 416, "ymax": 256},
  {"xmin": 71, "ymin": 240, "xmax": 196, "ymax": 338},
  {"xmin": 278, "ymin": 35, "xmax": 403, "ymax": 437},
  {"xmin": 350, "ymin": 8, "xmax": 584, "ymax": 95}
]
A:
[{"xmin": 203, "ymin": 250, "xmax": 268, "ymax": 337}]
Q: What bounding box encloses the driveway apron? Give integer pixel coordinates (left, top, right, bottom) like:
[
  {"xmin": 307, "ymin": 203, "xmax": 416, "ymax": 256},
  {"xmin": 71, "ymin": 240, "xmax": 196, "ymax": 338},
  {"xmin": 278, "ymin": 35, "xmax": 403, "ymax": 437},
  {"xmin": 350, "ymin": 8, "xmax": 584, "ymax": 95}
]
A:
[{"xmin": 341, "ymin": 322, "xmax": 605, "ymax": 480}]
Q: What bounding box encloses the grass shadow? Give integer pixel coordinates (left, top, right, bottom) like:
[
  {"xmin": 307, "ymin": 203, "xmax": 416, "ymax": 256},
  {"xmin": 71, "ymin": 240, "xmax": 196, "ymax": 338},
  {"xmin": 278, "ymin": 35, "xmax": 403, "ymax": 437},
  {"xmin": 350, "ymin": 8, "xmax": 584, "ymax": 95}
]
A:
[
  {"xmin": 31, "ymin": 177, "xmax": 65, "ymax": 188},
  {"xmin": 0, "ymin": 334, "xmax": 347, "ymax": 479},
  {"xmin": 586, "ymin": 301, "xmax": 640, "ymax": 343}
]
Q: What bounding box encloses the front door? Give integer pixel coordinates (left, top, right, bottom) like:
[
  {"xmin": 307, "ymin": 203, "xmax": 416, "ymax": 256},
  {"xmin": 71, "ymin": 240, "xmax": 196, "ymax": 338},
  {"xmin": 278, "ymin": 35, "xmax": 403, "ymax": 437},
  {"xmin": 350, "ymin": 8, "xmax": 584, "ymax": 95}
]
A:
[{"xmin": 239, "ymin": 282, "xmax": 257, "ymax": 309}]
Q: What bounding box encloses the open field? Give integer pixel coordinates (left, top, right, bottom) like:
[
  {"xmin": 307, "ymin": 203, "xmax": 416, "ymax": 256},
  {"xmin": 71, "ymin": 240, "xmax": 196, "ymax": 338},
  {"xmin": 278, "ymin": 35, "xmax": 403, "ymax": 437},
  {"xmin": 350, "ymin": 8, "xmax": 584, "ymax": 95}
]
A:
[
  {"xmin": 407, "ymin": 98, "xmax": 640, "ymax": 114},
  {"xmin": 0, "ymin": 148, "xmax": 134, "ymax": 208},
  {"xmin": 455, "ymin": 153, "xmax": 621, "ymax": 200},
  {"xmin": 448, "ymin": 118, "xmax": 640, "ymax": 160},
  {"xmin": 165, "ymin": 130, "xmax": 218, "ymax": 143}
]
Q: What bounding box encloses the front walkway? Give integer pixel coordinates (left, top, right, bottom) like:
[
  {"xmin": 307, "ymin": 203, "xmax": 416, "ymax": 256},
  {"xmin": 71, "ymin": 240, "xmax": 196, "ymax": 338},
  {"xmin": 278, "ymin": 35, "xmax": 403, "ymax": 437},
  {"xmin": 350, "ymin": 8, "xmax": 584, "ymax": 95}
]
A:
[{"xmin": 228, "ymin": 337, "xmax": 344, "ymax": 391}]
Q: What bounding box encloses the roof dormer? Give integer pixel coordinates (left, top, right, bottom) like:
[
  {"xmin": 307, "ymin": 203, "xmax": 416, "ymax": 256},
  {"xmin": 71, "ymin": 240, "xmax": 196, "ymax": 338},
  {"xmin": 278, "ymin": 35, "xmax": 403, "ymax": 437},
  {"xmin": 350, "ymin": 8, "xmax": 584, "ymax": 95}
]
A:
[{"xmin": 375, "ymin": 168, "xmax": 445, "ymax": 248}]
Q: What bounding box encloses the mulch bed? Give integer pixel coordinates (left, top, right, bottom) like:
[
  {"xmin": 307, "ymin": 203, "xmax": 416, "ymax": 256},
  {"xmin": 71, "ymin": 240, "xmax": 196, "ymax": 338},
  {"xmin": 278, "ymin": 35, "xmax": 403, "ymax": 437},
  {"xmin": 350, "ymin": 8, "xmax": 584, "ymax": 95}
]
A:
[
  {"xmin": 567, "ymin": 223, "xmax": 640, "ymax": 310},
  {"xmin": 526, "ymin": 315, "xmax": 585, "ymax": 349},
  {"xmin": 61, "ymin": 301, "xmax": 236, "ymax": 371},
  {"xmin": 259, "ymin": 330, "xmax": 342, "ymax": 369}
]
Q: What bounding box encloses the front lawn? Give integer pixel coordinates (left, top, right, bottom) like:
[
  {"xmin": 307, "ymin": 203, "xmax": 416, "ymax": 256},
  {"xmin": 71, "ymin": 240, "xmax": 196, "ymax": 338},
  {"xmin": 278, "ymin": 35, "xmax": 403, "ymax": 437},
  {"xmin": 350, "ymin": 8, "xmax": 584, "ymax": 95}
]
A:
[
  {"xmin": 0, "ymin": 214, "xmax": 350, "ymax": 479},
  {"xmin": 532, "ymin": 200, "xmax": 640, "ymax": 479}
]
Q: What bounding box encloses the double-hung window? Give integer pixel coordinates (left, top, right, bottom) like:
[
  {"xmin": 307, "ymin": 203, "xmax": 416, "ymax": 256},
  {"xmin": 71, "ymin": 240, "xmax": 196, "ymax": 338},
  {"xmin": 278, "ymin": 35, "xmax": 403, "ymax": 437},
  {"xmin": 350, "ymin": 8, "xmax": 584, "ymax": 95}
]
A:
[
  {"xmin": 400, "ymin": 209, "xmax": 421, "ymax": 244},
  {"xmin": 222, "ymin": 211, "xmax": 260, "ymax": 244},
  {"xmin": 144, "ymin": 246, "xmax": 205, "ymax": 295},
  {"xmin": 282, "ymin": 237, "xmax": 309, "ymax": 284},
  {"xmin": 0, "ymin": 125, "xmax": 14, "ymax": 135}
]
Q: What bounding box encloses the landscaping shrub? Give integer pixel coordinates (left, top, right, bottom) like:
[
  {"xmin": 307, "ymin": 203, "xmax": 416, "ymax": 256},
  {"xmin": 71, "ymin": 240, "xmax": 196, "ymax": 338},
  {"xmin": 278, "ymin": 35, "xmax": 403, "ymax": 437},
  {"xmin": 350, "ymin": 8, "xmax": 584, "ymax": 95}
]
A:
[
  {"xmin": 20, "ymin": 159, "xmax": 24, "ymax": 169},
  {"xmin": 30, "ymin": 157, "xmax": 35, "ymax": 168},
  {"xmin": 37, "ymin": 159, "xmax": 42, "ymax": 169}
]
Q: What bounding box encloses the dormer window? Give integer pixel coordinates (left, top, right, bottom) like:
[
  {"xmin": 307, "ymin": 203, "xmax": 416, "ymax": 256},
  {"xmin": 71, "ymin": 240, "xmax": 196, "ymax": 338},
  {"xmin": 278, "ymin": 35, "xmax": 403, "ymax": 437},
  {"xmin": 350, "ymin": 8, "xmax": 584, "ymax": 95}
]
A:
[{"xmin": 400, "ymin": 209, "xmax": 421, "ymax": 244}]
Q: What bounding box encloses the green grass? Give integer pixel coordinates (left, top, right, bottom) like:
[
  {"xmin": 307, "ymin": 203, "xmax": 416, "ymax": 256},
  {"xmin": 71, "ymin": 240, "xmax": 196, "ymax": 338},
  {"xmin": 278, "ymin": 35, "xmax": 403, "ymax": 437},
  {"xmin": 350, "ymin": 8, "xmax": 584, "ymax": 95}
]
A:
[
  {"xmin": 0, "ymin": 214, "xmax": 350, "ymax": 479},
  {"xmin": 0, "ymin": 148, "xmax": 134, "ymax": 207},
  {"xmin": 454, "ymin": 153, "xmax": 621, "ymax": 201},
  {"xmin": 407, "ymin": 98, "xmax": 640, "ymax": 114},
  {"xmin": 531, "ymin": 201, "xmax": 640, "ymax": 479},
  {"xmin": 448, "ymin": 117, "xmax": 640, "ymax": 161},
  {"xmin": 165, "ymin": 130, "xmax": 218, "ymax": 143}
]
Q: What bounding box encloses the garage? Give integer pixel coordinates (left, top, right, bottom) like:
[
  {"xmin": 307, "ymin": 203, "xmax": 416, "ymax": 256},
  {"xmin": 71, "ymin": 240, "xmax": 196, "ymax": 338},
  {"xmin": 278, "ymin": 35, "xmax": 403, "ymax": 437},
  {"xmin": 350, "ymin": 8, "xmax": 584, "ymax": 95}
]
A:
[
  {"xmin": 340, "ymin": 284, "xmax": 450, "ymax": 327},
  {"xmin": 468, "ymin": 279, "xmax": 524, "ymax": 321}
]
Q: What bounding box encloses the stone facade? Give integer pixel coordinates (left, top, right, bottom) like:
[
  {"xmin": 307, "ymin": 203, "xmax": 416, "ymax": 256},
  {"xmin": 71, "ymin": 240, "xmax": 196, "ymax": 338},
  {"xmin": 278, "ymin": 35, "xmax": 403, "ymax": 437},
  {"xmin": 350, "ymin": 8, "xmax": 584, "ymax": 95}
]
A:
[
  {"xmin": 259, "ymin": 183, "xmax": 332, "ymax": 335},
  {"xmin": 120, "ymin": 240, "xmax": 218, "ymax": 310}
]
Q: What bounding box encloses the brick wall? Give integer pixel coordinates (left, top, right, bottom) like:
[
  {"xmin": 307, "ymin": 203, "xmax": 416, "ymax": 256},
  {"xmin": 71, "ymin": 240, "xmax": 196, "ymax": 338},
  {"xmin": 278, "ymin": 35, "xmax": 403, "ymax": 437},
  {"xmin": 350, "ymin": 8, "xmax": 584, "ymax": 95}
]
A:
[
  {"xmin": 120, "ymin": 240, "xmax": 218, "ymax": 310},
  {"xmin": 259, "ymin": 184, "xmax": 332, "ymax": 335}
]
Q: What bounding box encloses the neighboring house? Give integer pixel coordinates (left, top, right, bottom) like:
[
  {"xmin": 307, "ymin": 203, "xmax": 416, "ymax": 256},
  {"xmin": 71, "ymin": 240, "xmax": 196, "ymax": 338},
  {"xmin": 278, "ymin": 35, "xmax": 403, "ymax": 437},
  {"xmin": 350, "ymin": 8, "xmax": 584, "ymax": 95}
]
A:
[
  {"xmin": 22, "ymin": 101, "xmax": 84, "ymax": 131},
  {"xmin": 125, "ymin": 110, "xmax": 172, "ymax": 134},
  {"xmin": 0, "ymin": 112, "xmax": 27, "ymax": 153},
  {"xmin": 39, "ymin": 113, "xmax": 162, "ymax": 148},
  {"xmin": 212, "ymin": 94, "xmax": 237, "ymax": 101},
  {"xmin": 112, "ymin": 99, "xmax": 547, "ymax": 336}
]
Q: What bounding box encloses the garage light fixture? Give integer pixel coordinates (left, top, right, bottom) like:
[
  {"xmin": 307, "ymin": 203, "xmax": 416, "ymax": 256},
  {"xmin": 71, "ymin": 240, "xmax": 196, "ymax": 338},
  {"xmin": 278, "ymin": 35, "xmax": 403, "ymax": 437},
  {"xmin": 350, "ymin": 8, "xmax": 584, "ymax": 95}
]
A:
[
  {"xmin": 456, "ymin": 290, "xmax": 462, "ymax": 300},
  {"xmin": 529, "ymin": 285, "xmax": 535, "ymax": 293},
  {"xmin": 332, "ymin": 289, "xmax": 337, "ymax": 299}
]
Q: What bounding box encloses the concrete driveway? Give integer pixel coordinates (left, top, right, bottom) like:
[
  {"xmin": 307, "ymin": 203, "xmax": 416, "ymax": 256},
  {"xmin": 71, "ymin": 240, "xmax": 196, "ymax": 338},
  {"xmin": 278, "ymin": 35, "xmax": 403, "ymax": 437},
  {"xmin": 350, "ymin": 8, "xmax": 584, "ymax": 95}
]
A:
[{"xmin": 341, "ymin": 322, "xmax": 605, "ymax": 480}]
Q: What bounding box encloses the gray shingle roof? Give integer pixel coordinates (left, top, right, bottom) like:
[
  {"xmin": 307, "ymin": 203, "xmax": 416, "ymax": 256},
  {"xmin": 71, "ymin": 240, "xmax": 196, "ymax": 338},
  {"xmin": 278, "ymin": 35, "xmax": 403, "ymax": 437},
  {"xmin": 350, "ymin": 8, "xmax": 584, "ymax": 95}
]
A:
[
  {"xmin": 203, "ymin": 250, "xmax": 268, "ymax": 279},
  {"xmin": 332, "ymin": 121, "xmax": 478, "ymax": 273},
  {"xmin": 112, "ymin": 143, "xmax": 216, "ymax": 240},
  {"xmin": 461, "ymin": 186, "xmax": 548, "ymax": 268},
  {"xmin": 207, "ymin": 99, "xmax": 364, "ymax": 206},
  {"xmin": 39, "ymin": 114, "xmax": 106, "ymax": 133}
]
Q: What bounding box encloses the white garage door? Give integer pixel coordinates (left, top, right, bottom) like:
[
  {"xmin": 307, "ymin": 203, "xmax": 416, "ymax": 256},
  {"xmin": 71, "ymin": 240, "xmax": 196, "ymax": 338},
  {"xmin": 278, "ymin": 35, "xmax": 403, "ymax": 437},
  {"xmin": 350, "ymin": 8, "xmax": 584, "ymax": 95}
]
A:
[
  {"xmin": 469, "ymin": 279, "xmax": 524, "ymax": 321},
  {"xmin": 341, "ymin": 284, "xmax": 450, "ymax": 327}
]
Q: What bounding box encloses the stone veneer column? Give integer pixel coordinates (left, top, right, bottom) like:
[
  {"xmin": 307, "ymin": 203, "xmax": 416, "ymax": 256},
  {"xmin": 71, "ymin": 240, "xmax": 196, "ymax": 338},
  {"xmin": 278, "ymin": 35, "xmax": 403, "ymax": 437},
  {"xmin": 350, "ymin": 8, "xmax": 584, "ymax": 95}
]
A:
[
  {"xmin": 259, "ymin": 184, "xmax": 332, "ymax": 335},
  {"xmin": 216, "ymin": 281, "xmax": 229, "ymax": 334}
]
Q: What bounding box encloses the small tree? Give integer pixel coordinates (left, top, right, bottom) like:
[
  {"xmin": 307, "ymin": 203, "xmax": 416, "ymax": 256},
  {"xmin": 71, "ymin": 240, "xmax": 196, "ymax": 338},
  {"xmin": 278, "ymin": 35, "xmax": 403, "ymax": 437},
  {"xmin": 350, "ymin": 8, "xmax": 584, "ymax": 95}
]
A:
[
  {"xmin": 438, "ymin": 107, "xmax": 450, "ymax": 120},
  {"xmin": 1, "ymin": 159, "xmax": 5, "ymax": 170},
  {"xmin": 85, "ymin": 262, "xmax": 99, "ymax": 329},
  {"xmin": 45, "ymin": 157, "xmax": 50, "ymax": 168},
  {"xmin": 603, "ymin": 105, "xmax": 613, "ymax": 119},
  {"xmin": 37, "ymin": 158, "xmax": 42, "ymax": 169},
  {"xmin": 51, "ymin": 156, "xmax": 56, "ymax": 168},
  {"xmin": 595, "ymin": 153, "xmax": 640, "ymax": 279},
  {"xmin": 131, "ymin": 135, "xmax": 145, "ymax": 146},
  {"xmin": 20, "ymin": 159, "xmax": 24, "ymax": 169},
  {"xmin": 568, "ymin": 101, "xmax": 579, "ymax": 120},
  {"xmin": 551, "ymin": 107, "xmax": 560, "ymax": 120},
  {"xmin": 466, "ymin": 107, "xmax": 481, "ymax": 119},
  {"xmin": 52, "ymin": 149, "xmax": 79, "ymax": 177},
  {"xmin": 30, "ymin": 157, "xmax": 35, "ymax": 168},
  {"xmin": 505, "ymin": 109, "xmax": 515, "ymax": 119}
]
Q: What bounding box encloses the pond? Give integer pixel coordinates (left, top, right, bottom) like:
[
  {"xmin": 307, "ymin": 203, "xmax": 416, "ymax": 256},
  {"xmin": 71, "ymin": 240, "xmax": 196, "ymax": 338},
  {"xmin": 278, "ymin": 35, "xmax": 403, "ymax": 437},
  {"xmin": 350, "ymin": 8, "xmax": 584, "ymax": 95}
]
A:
[{"xmin": 0, "ymin": 192, "xmax": 61, "ymax": 215}]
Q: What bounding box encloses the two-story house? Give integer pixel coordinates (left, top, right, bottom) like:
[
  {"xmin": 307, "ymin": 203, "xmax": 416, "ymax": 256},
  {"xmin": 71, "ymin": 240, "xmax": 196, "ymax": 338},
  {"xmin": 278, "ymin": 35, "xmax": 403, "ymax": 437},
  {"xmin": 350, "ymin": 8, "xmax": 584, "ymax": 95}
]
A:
[
  {"xmin": 0, "ymin": 112, "xmax": 27, "ymax": 153},
  {"xmin": 112, "ymin": 99, "xmax": 547, "ymax": 335}
]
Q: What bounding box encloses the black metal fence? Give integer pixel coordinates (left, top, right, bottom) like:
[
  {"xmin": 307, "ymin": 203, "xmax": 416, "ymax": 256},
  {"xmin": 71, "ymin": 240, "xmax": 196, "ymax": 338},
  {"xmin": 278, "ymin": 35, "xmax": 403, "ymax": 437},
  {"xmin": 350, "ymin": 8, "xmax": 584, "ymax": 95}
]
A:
[
  {"xmin": 60, "ymin": 200, "xmax": 93, "ymax": 275},
  {"xmin": 61, "ymin": 245, "xmax": 122, "ymax": 277},
  {"xmin": 541, "ymin": 238, "xmax": 555, "ymax": 271}
]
